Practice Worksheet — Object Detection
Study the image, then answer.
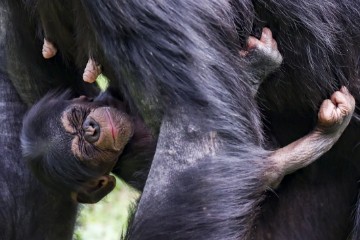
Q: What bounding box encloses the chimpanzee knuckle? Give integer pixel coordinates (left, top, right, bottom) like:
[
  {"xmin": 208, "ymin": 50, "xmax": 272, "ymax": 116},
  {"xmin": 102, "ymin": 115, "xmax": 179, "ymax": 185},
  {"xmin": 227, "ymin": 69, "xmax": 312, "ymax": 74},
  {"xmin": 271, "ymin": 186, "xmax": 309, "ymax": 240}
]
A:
[
  {"xmin": 331, "ymin": 92, "xmax": 345, "ymax": 104},
  {"xmin": 346, "ymin": 98, "xmax": 355, "ymax": 113},
  {"xmin": 320, "ymin": 99, "xmax": 331, "ymax": 110},
  {"xmin": 348, "ymin": 97, "xmax": 355, "ymax": 109},
  {"xmin": 318, "ymin": 100, "xmax": 337, "ymax": 124}
]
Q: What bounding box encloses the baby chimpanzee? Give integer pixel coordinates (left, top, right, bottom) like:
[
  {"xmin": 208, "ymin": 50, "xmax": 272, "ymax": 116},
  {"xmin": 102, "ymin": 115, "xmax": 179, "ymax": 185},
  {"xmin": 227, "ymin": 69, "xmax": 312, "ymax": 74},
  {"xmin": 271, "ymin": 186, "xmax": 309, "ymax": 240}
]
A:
[{"xmin": 21, "ymin": 89, "xmax": 155, "ymax": 203}]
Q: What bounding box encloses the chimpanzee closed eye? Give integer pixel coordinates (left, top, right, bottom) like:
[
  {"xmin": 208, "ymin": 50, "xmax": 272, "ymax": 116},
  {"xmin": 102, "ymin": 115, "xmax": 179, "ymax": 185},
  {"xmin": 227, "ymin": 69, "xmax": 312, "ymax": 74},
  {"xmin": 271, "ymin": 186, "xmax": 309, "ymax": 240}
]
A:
[{"xmin": 21, "ymin": 90, "xmax": 155, "ymax": 204}]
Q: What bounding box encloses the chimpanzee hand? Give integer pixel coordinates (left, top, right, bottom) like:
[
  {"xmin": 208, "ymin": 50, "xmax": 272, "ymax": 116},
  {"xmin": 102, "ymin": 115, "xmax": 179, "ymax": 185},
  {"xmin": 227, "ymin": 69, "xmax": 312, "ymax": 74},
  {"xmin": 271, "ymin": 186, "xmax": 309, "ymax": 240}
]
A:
[{"xmin": 317, "ymin": 86, "xmax": 355, "ymax": 134}]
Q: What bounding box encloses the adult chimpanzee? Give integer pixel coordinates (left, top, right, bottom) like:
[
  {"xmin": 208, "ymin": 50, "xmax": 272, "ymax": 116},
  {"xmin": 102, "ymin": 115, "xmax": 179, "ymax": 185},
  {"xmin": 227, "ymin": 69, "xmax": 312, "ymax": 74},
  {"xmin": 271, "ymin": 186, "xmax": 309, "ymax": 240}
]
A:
[{"xmin": 2, "ymin": 1, "xmax": 360, "ymax": 240}]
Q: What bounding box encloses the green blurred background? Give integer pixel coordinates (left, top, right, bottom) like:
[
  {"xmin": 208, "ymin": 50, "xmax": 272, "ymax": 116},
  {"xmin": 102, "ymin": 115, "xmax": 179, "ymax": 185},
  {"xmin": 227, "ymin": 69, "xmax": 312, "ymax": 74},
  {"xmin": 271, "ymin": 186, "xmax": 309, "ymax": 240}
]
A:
[{"xmin": 74, "ymin": 178, "xmax": 138, "ymax": 240}]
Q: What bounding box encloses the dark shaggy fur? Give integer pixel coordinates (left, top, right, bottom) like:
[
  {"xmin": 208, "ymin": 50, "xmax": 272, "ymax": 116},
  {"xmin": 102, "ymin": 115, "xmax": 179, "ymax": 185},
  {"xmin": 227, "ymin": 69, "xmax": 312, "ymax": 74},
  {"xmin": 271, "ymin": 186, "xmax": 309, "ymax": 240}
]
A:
[{"xmin": 1, "ymin": 0, "xmax": 360, "ymax": 240}]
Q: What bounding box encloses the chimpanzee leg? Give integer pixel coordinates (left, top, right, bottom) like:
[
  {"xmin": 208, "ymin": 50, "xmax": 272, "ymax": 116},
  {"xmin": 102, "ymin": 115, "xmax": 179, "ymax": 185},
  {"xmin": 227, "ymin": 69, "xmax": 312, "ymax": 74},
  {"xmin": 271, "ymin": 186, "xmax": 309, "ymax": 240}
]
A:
[{"xmin": 243, "ymin": 27, "xmax": 283, "ymax": 97}]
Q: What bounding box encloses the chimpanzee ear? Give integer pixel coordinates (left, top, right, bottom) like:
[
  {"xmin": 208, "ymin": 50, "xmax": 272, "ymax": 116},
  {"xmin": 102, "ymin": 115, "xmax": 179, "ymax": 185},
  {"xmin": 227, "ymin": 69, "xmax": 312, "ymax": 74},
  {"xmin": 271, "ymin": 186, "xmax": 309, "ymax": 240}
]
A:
[{"xmin": 72, "ymin": 175, "xmax": 116, "ymax": 204}]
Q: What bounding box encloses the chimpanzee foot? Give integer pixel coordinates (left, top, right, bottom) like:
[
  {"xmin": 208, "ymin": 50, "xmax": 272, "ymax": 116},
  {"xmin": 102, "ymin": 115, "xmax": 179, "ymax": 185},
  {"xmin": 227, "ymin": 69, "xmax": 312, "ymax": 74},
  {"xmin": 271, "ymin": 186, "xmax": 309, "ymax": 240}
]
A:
[
  {"xmin": 248, "ymin": 27, "xmax": 282, "ymax": 66},
  {"xmin": 240, "ymin": 27, "xmax": 283, "ymax": 67},
  {"xmin": 83, "ymin": 58, "xmax": 102, "ymax": 83},
  {"xmin": 42, "ymin": 38, "xmax": 57, "ymax": 59}
]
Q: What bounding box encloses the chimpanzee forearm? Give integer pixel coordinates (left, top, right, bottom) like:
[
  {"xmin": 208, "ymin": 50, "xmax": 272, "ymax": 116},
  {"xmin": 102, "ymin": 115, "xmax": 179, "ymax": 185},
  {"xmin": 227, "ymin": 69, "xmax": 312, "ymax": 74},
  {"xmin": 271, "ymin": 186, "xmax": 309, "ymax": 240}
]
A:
[
  {"xmin": 266, "ymin": 127, "xmax": 343, "ymax": 187},
  {"xmin": 243, "ymin": 30, "xmax": 353, "ymax": 188}
]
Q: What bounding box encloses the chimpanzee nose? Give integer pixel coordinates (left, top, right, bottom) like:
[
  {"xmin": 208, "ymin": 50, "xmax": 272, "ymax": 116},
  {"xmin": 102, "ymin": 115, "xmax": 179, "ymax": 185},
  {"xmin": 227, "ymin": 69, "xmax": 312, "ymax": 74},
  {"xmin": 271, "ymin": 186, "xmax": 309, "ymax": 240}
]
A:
[{"xmin": 83, "ymin": 117, "xmax": 100, "ymax": 143}]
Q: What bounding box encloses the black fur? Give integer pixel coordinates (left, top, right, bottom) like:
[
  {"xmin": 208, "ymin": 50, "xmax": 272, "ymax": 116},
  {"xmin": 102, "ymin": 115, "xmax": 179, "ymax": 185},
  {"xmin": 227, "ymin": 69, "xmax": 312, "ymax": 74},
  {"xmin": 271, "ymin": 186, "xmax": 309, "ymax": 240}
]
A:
[{"xmin": 1, "ymin": 0, "xmax": 360, "ymax": 240}]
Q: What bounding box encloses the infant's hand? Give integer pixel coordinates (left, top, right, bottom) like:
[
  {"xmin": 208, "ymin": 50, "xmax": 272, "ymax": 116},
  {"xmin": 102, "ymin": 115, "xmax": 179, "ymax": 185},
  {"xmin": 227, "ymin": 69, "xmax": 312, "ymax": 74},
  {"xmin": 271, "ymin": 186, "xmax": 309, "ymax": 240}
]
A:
[{"xmin": 317, "ymin": 86, "xmax": 355, "ymax": 134}]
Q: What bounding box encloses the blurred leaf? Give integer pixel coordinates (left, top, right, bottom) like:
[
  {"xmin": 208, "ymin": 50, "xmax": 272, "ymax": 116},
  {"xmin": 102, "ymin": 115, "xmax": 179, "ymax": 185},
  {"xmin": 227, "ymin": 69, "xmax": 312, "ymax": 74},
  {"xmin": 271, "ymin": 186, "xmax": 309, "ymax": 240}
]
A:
[{"xmin": 96, "ymin": 74, "xmax": 109, "ymax": 91}]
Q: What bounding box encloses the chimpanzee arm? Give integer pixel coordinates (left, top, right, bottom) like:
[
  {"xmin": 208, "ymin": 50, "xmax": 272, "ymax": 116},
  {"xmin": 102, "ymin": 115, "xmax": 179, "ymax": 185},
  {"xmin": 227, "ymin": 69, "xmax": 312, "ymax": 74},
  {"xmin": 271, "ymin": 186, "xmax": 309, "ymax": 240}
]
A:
[
  {"xmin": 79, "ymin": 1, "xmax": 351, "ymax": 239},
  {"xmin": 265, "ymin": 87, "xmax": 355, "ymax": 187}
]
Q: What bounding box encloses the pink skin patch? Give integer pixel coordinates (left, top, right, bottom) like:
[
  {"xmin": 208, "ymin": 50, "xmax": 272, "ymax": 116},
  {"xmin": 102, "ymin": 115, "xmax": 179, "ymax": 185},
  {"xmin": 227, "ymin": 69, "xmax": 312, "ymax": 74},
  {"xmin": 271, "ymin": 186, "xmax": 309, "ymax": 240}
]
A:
[
  {"xmin": 105, "ymin": 108, "xmax": 116, "ymax": 144},
  {"xmin": 42, "ymin": 38, "xmax": 57, "ymax": 59},
  {"xmin": 83, "ymin": 59, "xmax": 102, "ymax": 83}
]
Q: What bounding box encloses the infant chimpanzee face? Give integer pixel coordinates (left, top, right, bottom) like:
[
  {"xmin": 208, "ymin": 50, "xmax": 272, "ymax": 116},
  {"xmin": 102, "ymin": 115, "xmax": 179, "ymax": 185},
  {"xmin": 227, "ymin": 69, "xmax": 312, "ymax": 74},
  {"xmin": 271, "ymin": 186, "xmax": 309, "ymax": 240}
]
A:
[
  {"xmin": 61, "ymin": 95, "xmax": 134, "ymax": 171},
  {"xmin": 21, "ymin": 90, "xmax": 135, "ymax": 203}
]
